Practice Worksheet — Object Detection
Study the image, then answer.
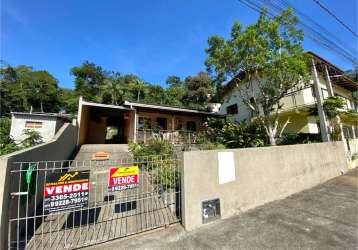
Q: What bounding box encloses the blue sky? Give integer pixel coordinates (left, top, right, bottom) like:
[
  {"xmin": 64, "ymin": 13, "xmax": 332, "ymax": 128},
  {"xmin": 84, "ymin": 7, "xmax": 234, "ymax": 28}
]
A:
[{"xmin": 1, "ymin": 0, "xmax": 357, "ymax": 89}]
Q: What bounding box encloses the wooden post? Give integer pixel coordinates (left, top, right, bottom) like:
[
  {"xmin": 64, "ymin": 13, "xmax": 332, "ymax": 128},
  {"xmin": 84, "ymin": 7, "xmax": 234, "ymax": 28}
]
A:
[{"xmin": 171, "ymin": 115, "xmax": 175, "ymax": 144}]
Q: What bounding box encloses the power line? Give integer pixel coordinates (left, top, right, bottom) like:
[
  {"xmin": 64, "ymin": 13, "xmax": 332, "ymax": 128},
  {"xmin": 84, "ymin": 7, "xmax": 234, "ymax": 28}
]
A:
[
  {"xmin": 312, "ymin": 0, "xmax": 358, "ymax": 38},
  {"xmin": 238, "ymin": 0, "xmax": 357, "ymax": 65}
]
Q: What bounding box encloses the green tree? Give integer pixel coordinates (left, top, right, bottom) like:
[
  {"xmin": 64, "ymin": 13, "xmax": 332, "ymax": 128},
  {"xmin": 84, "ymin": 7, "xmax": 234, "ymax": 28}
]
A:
[
  {"xmin": 309, "ymin": 96, "xmax": 346, "ymax": 141},
  {"xmin": 29, "ymin": 70, "xmax": 60, "ymax": 112},
  {"xmin": 58, "ymin": 88, "xmax": 78, "ymax": 114},
  {"xmin": 144, "ymin": 85, "xmax": 168, "ymax": 105},
  {"xmin": 183, "ymin": 72, "xmax": 215, "ymax": 109},
  {"xmin": 1, "ymin": 64, "xmax": 61, "ymax": 115},
  {"xmin": 100, "ymin": 72, "xmax": 124, "ymax": 105},
  {"xmin": 70, "ymin": 61, "xmax": 105, "ymax": 102},
  {"xmin": 0, "ymin": 65, "xmax": 33, "ymax": 115},
  {"xmin": 128, "ymin": 78, "xmax": 146, "ymax": 102},
  {"xmin": 0, "ymin": 117, "xmax": 19, "ymax": 155},
  {"xmin": 165, "ymin": 75, "xmax": 186, "ymax": 107},
  {"xmin": 21, "ymin": 129, "xmax": 43, "ymax": 148},
  {"xmin": 205, "ymin": 8, "xmax": 310, "ymax": 145}
]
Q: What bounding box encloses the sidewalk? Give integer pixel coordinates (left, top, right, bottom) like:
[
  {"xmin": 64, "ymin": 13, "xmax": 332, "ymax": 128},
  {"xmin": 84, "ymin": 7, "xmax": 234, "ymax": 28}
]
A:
[{"xmin": 87, "ymin": 168, "xmax": 358, "ymax": 250}]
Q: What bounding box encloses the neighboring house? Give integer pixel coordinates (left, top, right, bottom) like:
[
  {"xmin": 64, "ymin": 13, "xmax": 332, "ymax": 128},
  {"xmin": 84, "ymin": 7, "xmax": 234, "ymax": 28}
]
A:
[
  {"xmin": 220, "ymin": 51, "xmax": 358, "ymax": 141},
  {"xmin": 10, "ymin": 112, "xmax": 71, "ymax": 144},
  {"xmin": 77, "ymin": 97, "xmax": 221, "ymax": 145}
]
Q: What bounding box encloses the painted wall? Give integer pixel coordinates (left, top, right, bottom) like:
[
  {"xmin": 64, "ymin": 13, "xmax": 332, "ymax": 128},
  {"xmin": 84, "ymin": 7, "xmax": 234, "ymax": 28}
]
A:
[
  {"xmin": 181, "ymin": 142, "xmax": 347, "ymax": 231},
  {"xmin": 10, "ymin": 114, "xmax": 63, "ymax": 144},
  {"xmin": 0, "ymin": 123, "xmax": 78, "ymax": 250}
]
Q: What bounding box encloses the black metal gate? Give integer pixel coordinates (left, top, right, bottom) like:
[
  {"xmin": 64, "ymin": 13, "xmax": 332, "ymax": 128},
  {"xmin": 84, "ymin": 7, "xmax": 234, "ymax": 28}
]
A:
[{"xmin": 8, "ymin": 155, "xmax": 181, "ymax": 249}]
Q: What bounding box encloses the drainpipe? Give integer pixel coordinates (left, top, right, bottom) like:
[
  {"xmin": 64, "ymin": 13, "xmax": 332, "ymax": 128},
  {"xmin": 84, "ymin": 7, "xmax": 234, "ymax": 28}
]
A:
[{"xmin": 312, "ymin": 59, "xmax": 330, "ymax": 142}]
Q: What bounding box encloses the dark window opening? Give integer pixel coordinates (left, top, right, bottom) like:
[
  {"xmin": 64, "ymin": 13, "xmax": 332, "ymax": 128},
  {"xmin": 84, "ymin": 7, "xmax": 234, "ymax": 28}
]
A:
[
  {"xmin": 186, "ymin": 121, "xmax": 196, "ymax": 132},
  {"xmin": 156, "ymin": 117, "xmax": 167, "ymax": 130},
  {"xmin": 226, "ymin": 104, "xmax": 238, "ymax": 115}
]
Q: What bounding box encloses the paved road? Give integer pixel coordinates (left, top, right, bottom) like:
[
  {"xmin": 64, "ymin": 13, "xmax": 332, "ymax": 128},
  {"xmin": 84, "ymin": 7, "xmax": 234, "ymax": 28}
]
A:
[{"xmin": 87, "ymin": 168, "xmax": 358, "ymax": 250}]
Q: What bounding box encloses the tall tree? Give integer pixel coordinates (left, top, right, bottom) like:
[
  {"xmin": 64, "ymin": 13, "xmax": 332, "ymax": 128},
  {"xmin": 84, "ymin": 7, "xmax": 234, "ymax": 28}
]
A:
[
  {"xmin": 29, "ymin": 70, "xmax": 59, "ymax": 112},
  {"xmin": 1, "ymin": 65, "xmax": 61, "ymax": 115},
  {"xmin": 184, "ymin": 71, "xmax": 215, "ymax": 109},
  {"xmin": 100, "ymin": 71, "xmax": 124, "ymax": 105},
  {"xmin": 205, "ymin": 8, "xmax": 309, "ymax": 145},
  {"xmin": 70, "ymin": 61, "xmax": 105, "ymax": 102},
  {"xmin": 128, "ymin": 78, "xmax": 146, "ymax": 102},
  {"xmin": 165, "ymin": 75, "xmax": 186, "ymax": 107}
]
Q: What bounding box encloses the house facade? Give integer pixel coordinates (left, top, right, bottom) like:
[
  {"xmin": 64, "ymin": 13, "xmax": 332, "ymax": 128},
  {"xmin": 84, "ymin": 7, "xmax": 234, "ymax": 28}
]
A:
[
  {"xmin": 77, "ymin": 97, "xmax": 220, "ymax": 145},
  {"xmin": 10, "ymin": 112, "xmax": 71, "ymax": 144},
  {"xmin": 219, "ymin": 52, "xmax": 358, "ymax": 141}
]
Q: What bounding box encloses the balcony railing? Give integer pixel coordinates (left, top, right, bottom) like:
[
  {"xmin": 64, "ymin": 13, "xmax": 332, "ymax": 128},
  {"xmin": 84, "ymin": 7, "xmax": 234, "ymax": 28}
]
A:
[{"xmin": 136, "ymin": 129, "xmax": 198, "ymax": 144}]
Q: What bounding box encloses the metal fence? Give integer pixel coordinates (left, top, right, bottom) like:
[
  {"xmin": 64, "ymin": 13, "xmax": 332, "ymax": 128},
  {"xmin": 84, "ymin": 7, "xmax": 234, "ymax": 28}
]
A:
[
  {"xmin": 136, "ymin": 129, "xmax": 198, "ymax": 144},
  {"xmin": 8, "ymin": 155, "xmax": 181, "ymax": 249}
]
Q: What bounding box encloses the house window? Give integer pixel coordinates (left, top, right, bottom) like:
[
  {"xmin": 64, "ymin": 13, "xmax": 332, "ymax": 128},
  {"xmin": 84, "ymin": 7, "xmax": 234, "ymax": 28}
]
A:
[
  {"xmin": 226, "ymin": 104, "xmax": 238, "ymax": 115},
  {"xmin": 186, "ymin": 121, "xmax": 196, "ymax": 132},
  {"xmin": 25, "ymin": 121, "xmax": 42, "ymax": 128},
  {"xmin": 138, "ymin": 117, "xmax": 152, "ymax": 129},
  {"xmin": 176, "ymin": 119, "xmax": 183, "ymax": 130},
  {"xmin": 156, "ymin": 117, "xmax": 167, "ymax": 130}
]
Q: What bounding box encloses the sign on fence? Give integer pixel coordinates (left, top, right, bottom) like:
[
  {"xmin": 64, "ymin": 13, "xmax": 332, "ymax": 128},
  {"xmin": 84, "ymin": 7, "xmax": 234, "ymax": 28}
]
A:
[
  {"xmin": 108, "ymin": 166, "xmax": 139, "ymax": 192},
  {"xmin": 43, "ymin": 171, "xmax": 90, "ymax": 213}
]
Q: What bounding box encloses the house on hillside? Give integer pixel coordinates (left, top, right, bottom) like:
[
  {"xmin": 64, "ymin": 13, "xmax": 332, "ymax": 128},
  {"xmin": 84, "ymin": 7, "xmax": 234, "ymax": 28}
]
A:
[
  {"xmin": 77, "ymin": 97, "xmax": 221, "ymax": 145},
  {"xmin": 10, "ymin": 112, "xmax": 71, "ymax": 144},
  {"xmin": 219, "ymin": 51, "xmax": 358, "ymax": 141}
]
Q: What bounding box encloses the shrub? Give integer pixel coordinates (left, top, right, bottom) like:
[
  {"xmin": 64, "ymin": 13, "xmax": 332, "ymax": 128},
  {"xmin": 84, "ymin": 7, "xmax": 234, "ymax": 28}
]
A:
[
  {"xmin": 201, "ymin": 118, "xmax": 267, "ymax": 149},
  {"xmin": 21, "ymin": 129, "xmax": 43, "ymax": 148},
  {"xmin": 129, "ymin": 139, "xmax": 174, "ymax": 158},
  {"xmin": 0, "ymin": 117, "xmax": 19, "ymax": 156},
  {"xmin": 129, "ymin": 139, "xmax": 179, "ymax": 190}
]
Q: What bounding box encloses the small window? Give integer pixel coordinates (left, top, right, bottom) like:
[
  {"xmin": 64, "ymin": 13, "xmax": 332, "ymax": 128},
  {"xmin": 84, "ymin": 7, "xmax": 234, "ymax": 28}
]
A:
[
  {"xmin": 226, "ymin": 104, "xmax": 238, "ymax": 115},
  {"xmin": 138, "ymin": 117, "xmax": 152, "ymax": 129},
  {"xmin": 176, "ymin": 119, "xmax": 183, "ymax": 130},
  {"xmin": 186, "ymin": 121, "xmax": 196, "ymax": 132},
  {"xmin": 156, "ymin": 117, "xmax": 167, "ymax": 130},
  {"xmin": 25, "ymin": 121, "xmax": 42, "ymax": 128}
]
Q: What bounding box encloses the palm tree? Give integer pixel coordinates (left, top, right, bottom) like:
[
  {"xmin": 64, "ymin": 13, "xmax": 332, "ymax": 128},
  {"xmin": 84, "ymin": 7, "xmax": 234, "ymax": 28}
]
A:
[
  {"xmin": 130, "ymin": 79, "xmax": 146, "ymax": 102},
  {"xmin": 100, "ymin": 73, "xmax": 124, "ymax": 105}
]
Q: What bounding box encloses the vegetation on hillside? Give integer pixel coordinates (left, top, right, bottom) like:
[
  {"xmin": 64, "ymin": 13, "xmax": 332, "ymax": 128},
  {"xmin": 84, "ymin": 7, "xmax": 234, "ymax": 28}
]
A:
[{"xmin": 0, "ymin": 61, "xmax": 217, "ymax": 117}]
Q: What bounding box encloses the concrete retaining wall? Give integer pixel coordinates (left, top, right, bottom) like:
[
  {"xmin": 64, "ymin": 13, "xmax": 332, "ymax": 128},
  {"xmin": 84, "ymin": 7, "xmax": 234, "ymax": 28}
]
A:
[
  {"xmin": 181, "ymin": 142, "xmax": 347, "ymax": 231},
  {"xmin": 0, "ymin": 123, "xmax": 78, "ymax": 250}
]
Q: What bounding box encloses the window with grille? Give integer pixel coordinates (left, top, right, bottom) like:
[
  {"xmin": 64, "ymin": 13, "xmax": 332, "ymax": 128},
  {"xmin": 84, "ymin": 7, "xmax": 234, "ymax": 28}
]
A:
[{"xmin": 25, "ymin": 121, "xmax": 43, "ymax": 128}]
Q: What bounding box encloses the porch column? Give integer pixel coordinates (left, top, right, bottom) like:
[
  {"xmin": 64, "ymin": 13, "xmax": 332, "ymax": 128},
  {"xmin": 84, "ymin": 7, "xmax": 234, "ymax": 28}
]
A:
[
  {"xmin": 312, "ymin": 59, "xmax": 330, "ymax": 142},
  {"xmin": 133, "ymin": 109, "xmax": 137, "ymax": 143},
  {"xmin": 171, "ymin": 115, "xmax": 175, "ymax": 143},
  {"xmin": 324, "ymin": 65, "xmax": 335, "ymax": 97}
]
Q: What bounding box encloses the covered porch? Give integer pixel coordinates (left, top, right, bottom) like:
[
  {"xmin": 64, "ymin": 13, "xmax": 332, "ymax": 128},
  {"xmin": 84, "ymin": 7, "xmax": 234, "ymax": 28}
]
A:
[{"xmin": 77, "ymin": 98, "xmax": 219, "ymax": 146}]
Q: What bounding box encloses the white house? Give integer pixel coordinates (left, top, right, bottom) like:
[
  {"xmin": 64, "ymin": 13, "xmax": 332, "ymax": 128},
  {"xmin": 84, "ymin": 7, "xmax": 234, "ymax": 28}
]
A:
[
  {"xmin": 219, "ymin": 51, "xmax": 358, "ymax": 142},
  {"xmin": 10, "ymin": 112, "xmax": 71, "ymax": 144}
]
